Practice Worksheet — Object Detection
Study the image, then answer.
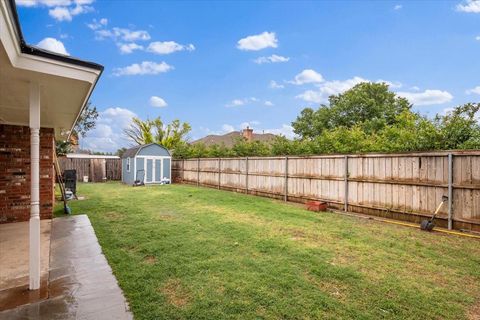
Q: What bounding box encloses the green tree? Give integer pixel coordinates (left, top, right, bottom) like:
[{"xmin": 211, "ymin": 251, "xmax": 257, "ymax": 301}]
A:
[
  {"xmin": 124, "ymin": 116, "xmax": 191, "ymax": 150},
  {"xmin": 74, "ymin": 102, "xmax": 99, "ymax": 138},
  {"xmin": 292, "ymin": 82, "xmax": 411, "ymax": 138}
]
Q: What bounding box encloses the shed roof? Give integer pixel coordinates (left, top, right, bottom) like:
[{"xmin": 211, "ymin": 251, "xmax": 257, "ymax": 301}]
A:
[{"xmin": 121, "ymin": 143, "xmax": 171, "ymax": 159}]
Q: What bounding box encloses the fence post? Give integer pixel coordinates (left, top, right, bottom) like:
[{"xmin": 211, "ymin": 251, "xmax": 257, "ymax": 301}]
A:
[
  {"xmin": 218, "ymin": 158, "xmax": 221, "ymax": 189},
  {"xmin": 284, "ymin": 156, "xmax": 288, "ymax": 202},
  {"xmin": 344, "ymin": 155, "xmax": 348, "ymax": 212},
  {"xmin": 448, "ymin": 153, "xmax": 453, "ymax": 230},
  {"xmin": 182, "ymin": 159, "xmax": 185, "ymax": 182},
  {"xmin": 245, "ymin": 157, "xmax": 249, "ymax": 194},
  {"xmin": 197, "ymin": 158, "xmax": 200, "ymax": 186}
]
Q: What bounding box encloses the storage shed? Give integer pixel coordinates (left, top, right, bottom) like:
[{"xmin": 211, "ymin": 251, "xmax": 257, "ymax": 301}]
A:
[{"xmin": 121, "ymin": 143, "xmax": 171, "ymax": 185}]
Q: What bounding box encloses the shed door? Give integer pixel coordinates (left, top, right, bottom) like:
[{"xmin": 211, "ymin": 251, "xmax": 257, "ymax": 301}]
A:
[
  {"xmin": 163, "ymin": 158, "xmax": 170, "ymax": 180},
  {"xmin": 155, "ymin": 159, "xmax": 162, "ymax": 182},
  {"xmin": 146, "ymin": 159, "xmax": 153, "ymax": 182}
]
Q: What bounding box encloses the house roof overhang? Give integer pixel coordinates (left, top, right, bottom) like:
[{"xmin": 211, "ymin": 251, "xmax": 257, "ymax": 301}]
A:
[{"xmin": 0, "ymin": 0, "xmax": 103, "ymax": 139}]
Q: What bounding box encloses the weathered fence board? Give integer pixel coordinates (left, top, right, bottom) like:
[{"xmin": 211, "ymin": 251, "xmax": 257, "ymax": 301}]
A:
[
  {"xmin": 58, "ymin": 157, "xmax": 122, "ymax": 182},
  {"xmin": 172, "ymin": 151, "xmax": 480, "ymax": 232}
]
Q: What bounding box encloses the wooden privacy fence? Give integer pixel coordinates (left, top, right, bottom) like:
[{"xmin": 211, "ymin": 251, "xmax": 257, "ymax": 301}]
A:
[
  {"xmin": 58, "ymin": 157, "xmax": 122, "ymax": 182},
  {"xmin": 172, "ymin": 151, "xmax": 480, "ymax": 232}
]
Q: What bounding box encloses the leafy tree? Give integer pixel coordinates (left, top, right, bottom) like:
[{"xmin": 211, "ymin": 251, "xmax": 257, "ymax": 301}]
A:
[
  {"xmin": 115, "ymin": 147, "xmax": 128, "ymax": 157},
  {"xmin": 55, "ymin": 140, "xmax": 72, "ymax": 156},
  {"xmin": 124, "ymin": 116, "xmax": 191, "ymax": 150},
  {"xmin": 74, "ymin": 102, "xmax": 99, "ymax": 138},
  {"xmin": 292, "ymin": 82, "xmax": 411, "ymax": 138},
  {"xmin": 435, "ymin": 103, "xmax": 480, "ymax": 150}
]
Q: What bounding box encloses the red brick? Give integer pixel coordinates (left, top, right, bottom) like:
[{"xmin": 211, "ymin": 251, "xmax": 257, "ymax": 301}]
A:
[{"xmin": 0, "ymin": 124, "xmax": 55, "ymax": 223}]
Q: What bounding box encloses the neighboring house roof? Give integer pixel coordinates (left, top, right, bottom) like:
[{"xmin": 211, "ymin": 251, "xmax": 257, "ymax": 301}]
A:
[
  {"xmin": 192, "ymin": 131, "xmax": 277, "ymax": 148},
  {"xmin": 121, "ymin": 143, "xmax": 171, "ymax": 158}
]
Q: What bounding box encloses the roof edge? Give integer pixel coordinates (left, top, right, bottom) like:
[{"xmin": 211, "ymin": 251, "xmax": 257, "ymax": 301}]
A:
[{"xmin": 7, "ymin": 0, "xmax": 103, "ymax": 71}]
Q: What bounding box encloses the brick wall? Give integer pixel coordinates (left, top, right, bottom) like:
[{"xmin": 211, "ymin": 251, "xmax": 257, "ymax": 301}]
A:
[{"xmin": 0, "ymin": 124, "xmax": 55, "ymax": 223}]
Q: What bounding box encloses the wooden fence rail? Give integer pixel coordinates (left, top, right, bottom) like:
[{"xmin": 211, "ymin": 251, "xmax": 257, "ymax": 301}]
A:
[
  {"xmin": 58, "ymin": 157, "xmax": 122, "ymax": 182},
  {"xmin": 172, "ymin": 151, "xmax": 480, "ymax": 232}
]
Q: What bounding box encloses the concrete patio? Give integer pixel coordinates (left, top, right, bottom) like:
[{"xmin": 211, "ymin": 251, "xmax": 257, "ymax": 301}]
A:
[{"xmin": 0, "ymin": 215, "xmax": 132, "ymax": 319}]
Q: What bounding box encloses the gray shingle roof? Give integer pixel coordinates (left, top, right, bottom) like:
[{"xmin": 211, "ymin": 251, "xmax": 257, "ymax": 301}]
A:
[{"xmin": 121, "ymin": 145, "xmax": 142, "ymax": 159}]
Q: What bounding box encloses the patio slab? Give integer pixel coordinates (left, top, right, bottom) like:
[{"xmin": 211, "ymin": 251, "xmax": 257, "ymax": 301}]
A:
[
  {"xmin": 0, "ymin": 215, "xmax": 133, "ymax": 319},
  {"xmin": 0, "ymin": 220, "xmax": 51, "ymax": 292}
]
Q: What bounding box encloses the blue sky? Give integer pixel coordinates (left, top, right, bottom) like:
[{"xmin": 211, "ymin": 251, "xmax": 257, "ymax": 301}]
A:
[{"xmin": 16, "ymin": 0, "xmax": 480, "ymax": 152}]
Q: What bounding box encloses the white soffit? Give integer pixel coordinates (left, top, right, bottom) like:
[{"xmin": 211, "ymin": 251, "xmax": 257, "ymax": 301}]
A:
[{"xmin": 0, "ymin": 1, "xmax": 102, "ymax": 139}]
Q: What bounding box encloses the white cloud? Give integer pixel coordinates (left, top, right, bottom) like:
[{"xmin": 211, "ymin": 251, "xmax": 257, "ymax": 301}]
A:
[
  {"xmin": 17, "ymin": 0, "xmax": 72, "ymax": 7},
  {"xmin": 48, "ymin": 6, "xmax": 71, "ymax": 21},
  {"xmin": 82, "ymin": 107, "xmax": 136, "ymax": 152},
  {"xmin": 149, "ymin": 96, "xmax": 168, "ymax": 108},
  {"xmin": 466, "ymin": 86, "xmax": 480, "ymax": 95},
  {"xmin": 95, "ymin": 27, "xmax": 151, "ymax": 42},
  {"xmin": 225, "ymin": 97, "xmax": 259, "ymax": 107},
  {"xmin": 36, "ymin": 37, "xmax": 69, "ymax": 55},
  {"xmin": 254, "ymin": 54, "xmax": 290, "ymax": 64},
  {"xmin": 147, "ymin": 41, "xmax": 195, "ymax": 55},
  {"xmin": 87, "ymin": 17, "xmax": 108, "ymax": 30},
  {"xmin": 290, "ymin": 69, "xmax": 324, "ymax": 85},
  {"xmin": 476, "ymin": 36, "xmax": 480, "ymax": 41},
  {"xmin": 269, "ymin": 80, "xmax": 285, "ymax": 89},
  {"xmin": 397, "ymin": 89, "xmax": 453, "ymax": 106},
  {"xmin": 296, "ymin": 76, "xmax": 368, "ymax": 103},
  {"xmin": 237, "ymin": 31, "xmax": 278, "ymax": 51},
  {"xmin": 16, "ymin": 0, "xmax": 38, "ymax": 7},
  {"xmin": 118, "ymin": 43, "xmax": 143, "ymax": 54},
  {"xmin": 222, "ymin": 124, "xmax": 235, "ymax": 133},
  {"xmin": 113, "ymin": 61, "xmax": 173, "ymax": 76},
  {"xmin": 264, "ymin": 101, "xmax": 274, "ymax": 106},
  {"xmin": 394, "ymin": 4, "xmax": 402, "ymax": 10},
  {"xmin": 263, "ymin": 124, "xmax": 295, "ymax": 139},
  {"xmin": 376, "ymin": 79, "xmax": 402, "ymax": 88},
  {"xmin": 456, "ymin": 0, "xmax": 480, "ymax": 13}
]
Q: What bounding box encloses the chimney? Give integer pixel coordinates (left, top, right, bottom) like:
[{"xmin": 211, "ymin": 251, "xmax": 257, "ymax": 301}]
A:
[{"xmin": 242, "ymin": 126, "xmax": 253, "ymax": 142}]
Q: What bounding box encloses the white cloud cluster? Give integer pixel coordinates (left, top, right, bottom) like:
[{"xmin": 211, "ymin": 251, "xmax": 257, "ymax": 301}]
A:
[
  {"xmin": 456, "ymin": 0, "xmax": 480, "ymax": 13},
  {"xmin": 396, "ymin": 89, "xmax": 453, "ymax": 106},
  {"xmin": 113, "ymin": 61, "xmax": 173, "ymax": 76},
  {"xmin": 294, "ymin": 72, "xmax": 452, "ymax": 106},
  {"xmin": 118, "ymin": 43, "xmax": 144, "ymax": 54},
  {"xmin": 225, "ymin": 97, "xmax": 258, "ymax": 107},
  {"xmin": 95, "ymin": 27, "xmax": 151, "ymax": 42},
  {"xmin": 149, "ymin": 96, "xmax": 168, "ymax": 107},
  {"xmin": 394, "ymin": 4, "xmax": 402, "ymax": 10},
  {"xmin": 86, "ymin": 17, "xmax": 108, "ymax": 30},
  {"xmin": 17, "ymin": 0, "xmax": 96, "ymax": 21},
  {"xmin": 466, "ymin": 86, "xmax": 480, "ymax": 95},
  {"xmin": 81, "ymin": 107, "xmax": 137, "ymax": 152},
  {"xmin": 91, "ymin": 22, "xmax": 195, "ymax": 56},
  {"xmin": 296, "ymin": 76, "xmax": 367, "ymax": 103},
  {"xmin": 36, "ymin": 37, "xmax": 69, "ymax": 55},
  {"xmin": 237, "ymin": 31, "xmax": 278, "ymax": 51},
  {"xmin": 269, "ymin": 80, "xmax": 285, "ymax": 89},
  {"xmin": 254, "ymin": 54, "xmax": 289, "ymax": 64},
  {"xmin": 147, "ymin": 41, "xmax": 195, "ymax": 55},
  {"xmin": 476, "ymin": 35, "xmax": 480, "ymax": 41},
  {"xmin": 290, "ymin": 69, "xmax": 324, "ymax": 85},
  {"xmin": 264, "ymin": 101, "xmax": 274, "ymax": 106}
]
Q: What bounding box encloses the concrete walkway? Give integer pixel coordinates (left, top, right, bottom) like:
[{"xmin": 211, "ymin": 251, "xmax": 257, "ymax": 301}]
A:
[{"xmin": 0, "ymin": 215, "xmax": 133, "ymax": 319}]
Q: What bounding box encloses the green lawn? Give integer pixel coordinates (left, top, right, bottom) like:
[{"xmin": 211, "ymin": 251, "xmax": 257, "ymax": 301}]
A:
[{"xmin": 55, "ymin": 182, "xmax": 480, "ymax": 320}]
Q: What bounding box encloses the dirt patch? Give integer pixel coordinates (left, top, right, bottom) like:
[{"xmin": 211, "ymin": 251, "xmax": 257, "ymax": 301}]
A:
[
  {"xmin": 104, "ymin": 212, "xmax": 124, "ymax": 221},
  {"xmin": 304, "ymin": 272, "xmax": 348, "ymax": 301},
  {"xmin": 160, "ymin": 278, "xmax": 191, "ymax": 308},
  {"xmin": 468, "ymin": 301, "xmax": 480, "ymax": 320},
  {"xmin": 143, "ymin": 255, "xmax": 157, "ymax": 265}
]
